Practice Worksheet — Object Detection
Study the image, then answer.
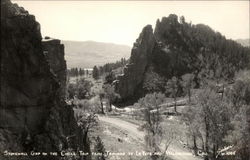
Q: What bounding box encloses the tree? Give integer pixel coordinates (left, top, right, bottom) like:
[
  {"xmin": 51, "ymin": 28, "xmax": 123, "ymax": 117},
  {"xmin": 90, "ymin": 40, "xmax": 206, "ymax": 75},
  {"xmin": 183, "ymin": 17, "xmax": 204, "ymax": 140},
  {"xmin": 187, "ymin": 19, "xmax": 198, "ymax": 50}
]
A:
[
  {"xmin": 67, "ymin": 83, "xmax": 77, "ymax": 99},
  {"xmin": 160, "ymin": 125, "xmax": 178, "ymax": 160},
  {"xmin": 77, "ymin": 99, "xmax": 91, "ymax": 111},
  {"xmin": 143, "ymin": 68, "xmax": 165, "ymax": 93},
  {"xmin": 227, "ymin": 71, "xmax": 250, "ymax": 110},
  {"xmin": 96, "ymin": 89, "xmax": 105, "ymax": 114},
  {"xmin": 225, "ymin": 105, "xmax": 250, "ymax": 160},
  {"xmin": 179, "ymin": 15, "xmax": 185, "ymax": 24},
  {"xmin": 86, "ymin": 69, "xmax": 89, "ymax": 77},
  {"xmin": 68, "ymin": 68, "xmax": 81, "ymax": 77},
  {"xmin": 67, "ymin": 78, "xmax": 93, "ymax": 100},
  {"xmin": 94, "ymin": 136, "xmax": 106, "ymax": 160},
  {"xmin": 75, "ymin": 68, "xmax": 79, "ymax": 77},
  {"xmin": 105, "ymin": 72, "xmax": 115, "ymax": 84},
  {"xmin": 103, "ymin": 84, "xmax": 119, "ymax": 112},
  {"xmin": 224, "ymin": 70, "xmax": 250, "ymax": 160},
  {"xmin": 98, "ymin": 66, "xmax": 104, "ymax": 76},
  {"xmin": 195, "ymin": 88, "xmax": 230, "ymax": 159},
  {"xmin": 180, "ymin": 71, "xmax": 250, "ymax": 160},
  {"xmin": 182, "ymin": 105, "xmax": 202, "ymax": 155},
  {"xmin": 76, "ymin": 78, "xmax": 93, "ymax": 99},
  {"xmin": 165, "ymin": 76, "xmax": 181, "ymax": 112},
  {"xmin": 93, "ymin": 66, "xmax": 99, "ymax": 80},
  {"xmin": 82, "ymin": 68, "xmax": 85, "ymax": 76},
  {"xmin": 137, "ymin": 93, "xmax": 165, "ymax": 160},
  {"xmin": 181, "ymin": 73, "xmax": 195, "ymax": 103},
  {"xmin": 79, "ymin": 68, "xmax": 85, "ymax": 76},
  {"xmin": 76, "ymin": 113, "xmax": 98, "ymax": 160},
  {"xmin": 138, "ymin": 93, "xmax": 179, "ymax": 160},
  {"xmin": 79, "ymin": 68, "xmax": 82, "ymax": 76},
  {"xmin": 98, "ymin": 58, "xmax": 128, "ymax": 75}
]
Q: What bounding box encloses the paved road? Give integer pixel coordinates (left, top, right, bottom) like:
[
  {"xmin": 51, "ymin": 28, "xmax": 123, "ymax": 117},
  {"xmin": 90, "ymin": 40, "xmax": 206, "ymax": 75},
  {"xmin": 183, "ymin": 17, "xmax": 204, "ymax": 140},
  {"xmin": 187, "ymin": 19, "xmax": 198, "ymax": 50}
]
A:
[{"xmin": 99, "ymin": 115, "xmax": 202, "ymax": 160}]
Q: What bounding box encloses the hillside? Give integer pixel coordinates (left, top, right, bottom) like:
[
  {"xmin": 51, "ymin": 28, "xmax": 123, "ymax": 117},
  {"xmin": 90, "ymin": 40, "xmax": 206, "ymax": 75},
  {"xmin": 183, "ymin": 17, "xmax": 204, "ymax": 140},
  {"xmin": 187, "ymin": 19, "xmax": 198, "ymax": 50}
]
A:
[
  {"xmin": 236, "ymin": 38, "xmax": 250, "ymax": 47},
  {"xmin": 62, "ymin": 40, "xmax": 131, "ymax": 68},
  {"xmin": 115, "ymin": 14, "xmax": 250, "ymax": 104}
]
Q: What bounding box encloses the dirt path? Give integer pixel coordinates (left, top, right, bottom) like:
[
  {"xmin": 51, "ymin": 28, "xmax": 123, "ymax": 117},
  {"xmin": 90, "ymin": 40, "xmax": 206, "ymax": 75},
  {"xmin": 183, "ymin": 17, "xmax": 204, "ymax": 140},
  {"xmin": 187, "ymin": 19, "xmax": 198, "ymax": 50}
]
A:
[
  {"xmin": 99, "ymin": 116, "xmax": 144, "ymax": 141},
  {"xmin": 98, "ymin": 115, "xmax": 202, "ymax": 160}
]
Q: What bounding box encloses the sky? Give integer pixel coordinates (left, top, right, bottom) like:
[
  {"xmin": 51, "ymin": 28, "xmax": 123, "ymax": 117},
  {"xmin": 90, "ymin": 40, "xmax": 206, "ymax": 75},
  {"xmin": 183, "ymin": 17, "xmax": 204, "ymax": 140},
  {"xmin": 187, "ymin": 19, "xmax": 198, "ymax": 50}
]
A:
[{"xmin": 13, "ymin": 0, "xmax": 249, "ymax": 46}]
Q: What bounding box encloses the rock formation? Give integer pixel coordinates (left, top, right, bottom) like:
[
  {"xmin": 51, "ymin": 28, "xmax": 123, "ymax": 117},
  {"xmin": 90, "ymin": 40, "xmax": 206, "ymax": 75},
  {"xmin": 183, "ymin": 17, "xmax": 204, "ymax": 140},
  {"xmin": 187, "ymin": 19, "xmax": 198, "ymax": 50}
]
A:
[
  {"xmin": 42, "ymin": 38, "xmax": 67, "ymax": 98},
  {"xmin": 116, "ymin": 25, "xmax": 156, "ymax": 102},
  {"xmin": 0, "ymin": 0, "xmax": 81, "ymax": 159},
  {"xmin": 115, "ymin": 14, "xmax": 250, "ymax": 104}
]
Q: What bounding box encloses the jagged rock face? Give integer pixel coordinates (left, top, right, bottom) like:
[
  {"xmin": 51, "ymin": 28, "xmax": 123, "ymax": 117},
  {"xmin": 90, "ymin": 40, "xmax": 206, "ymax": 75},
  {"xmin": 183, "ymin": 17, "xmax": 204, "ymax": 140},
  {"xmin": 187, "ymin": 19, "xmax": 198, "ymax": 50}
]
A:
[
  {"xmin": 0, "ymin": 0, "xmax": 57, "ymax": 134},
  {"xmin": 0, "ymin": 0, "xmax": 79, "ymax": 157},
  {"xmin": 115, "ymin": 17, "xmax": 185, "ymax": 103},
  {"xmin": 116, "ymin": 14, "xmax": 250, "ymax": 104},
  {"xmin": 42, "ymin": 39, "xmax": 67, "ymax": 98},
  {"xmin": 116, "ymin": 25, "xmax": 156, "ymax": 102}
]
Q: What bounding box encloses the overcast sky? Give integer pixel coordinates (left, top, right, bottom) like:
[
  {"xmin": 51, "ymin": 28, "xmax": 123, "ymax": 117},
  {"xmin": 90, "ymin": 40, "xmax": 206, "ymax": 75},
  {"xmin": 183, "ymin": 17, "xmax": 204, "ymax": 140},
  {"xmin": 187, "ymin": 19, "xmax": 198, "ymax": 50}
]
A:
[{"xmin": 14, "ymin": 0, "xmax": 249, "ymax": 46}]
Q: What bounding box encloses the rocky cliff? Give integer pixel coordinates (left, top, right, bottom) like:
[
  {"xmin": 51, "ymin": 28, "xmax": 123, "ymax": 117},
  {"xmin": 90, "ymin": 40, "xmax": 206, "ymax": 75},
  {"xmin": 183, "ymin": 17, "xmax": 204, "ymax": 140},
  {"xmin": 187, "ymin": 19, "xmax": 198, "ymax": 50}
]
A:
[
  {"xmin": 0, "ymin": 0, "xmax": 80, "ymax": 159},
  {"xmin": 116, "ymin": 14, "xmax": 250, "ymax": 104}
]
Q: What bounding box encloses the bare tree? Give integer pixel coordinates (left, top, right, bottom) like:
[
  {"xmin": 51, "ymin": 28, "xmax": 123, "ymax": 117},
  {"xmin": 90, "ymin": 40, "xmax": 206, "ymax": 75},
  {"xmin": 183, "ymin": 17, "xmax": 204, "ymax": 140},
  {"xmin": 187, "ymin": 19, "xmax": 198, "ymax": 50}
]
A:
[
  {"xmin": 138, "ymin": 93, "xmax": 165, "ymax": 160},
  {"xmin": 99, "ymin": 93, "xmax": 105, "ymax": 114},
  {"xmin": 166, "ymin": 77, "xmax": 180, "ymax": 113},
  {"xmin": 192, "ymin": 88, "xmax": 230, "ymax": 159},
  {"xmin": 95, "ymin": 88, "xmax": 105, "ymax": 114},
  {"xmin": 181, "ymin": 73, "xmax": 195, "ymax": 104},
  {"xmin": 182, "ymin": 105, "xmax": 201, "ymax": 156},
  {"xmin": 160, "ymin": 126, "xmax": 178, "ymax": 160},
  {"xmin": 76, "ymin": 112, "xmax": 98, "ymax": 160},
  {"xmin": 103, "ymin": 84, "xmax": 119, "ymax": 112}
]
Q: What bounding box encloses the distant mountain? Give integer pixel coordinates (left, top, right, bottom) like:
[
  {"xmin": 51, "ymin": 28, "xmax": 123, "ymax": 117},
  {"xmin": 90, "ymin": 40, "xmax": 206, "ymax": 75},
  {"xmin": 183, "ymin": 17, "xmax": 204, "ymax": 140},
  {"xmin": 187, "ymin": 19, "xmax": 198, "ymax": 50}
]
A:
[
  {"xmin": 61, "ymin": 40, "xmax": 131, "ymax": 68},
  {"xmin": 236, "ymin": 39, "xmax": 250, "ymax": 47}
]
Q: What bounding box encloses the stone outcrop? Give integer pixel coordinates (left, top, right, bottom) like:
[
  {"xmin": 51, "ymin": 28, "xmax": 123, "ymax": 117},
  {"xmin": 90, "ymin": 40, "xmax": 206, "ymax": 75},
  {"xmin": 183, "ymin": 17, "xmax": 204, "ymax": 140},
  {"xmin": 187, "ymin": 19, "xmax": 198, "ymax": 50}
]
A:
[
  {"xmin": 115, "ymin": 25, "xmax": 156, "ymax": 102},
  {"xmin": 0, "ymin": 0, "xmax": 80, "ymax": 159}
]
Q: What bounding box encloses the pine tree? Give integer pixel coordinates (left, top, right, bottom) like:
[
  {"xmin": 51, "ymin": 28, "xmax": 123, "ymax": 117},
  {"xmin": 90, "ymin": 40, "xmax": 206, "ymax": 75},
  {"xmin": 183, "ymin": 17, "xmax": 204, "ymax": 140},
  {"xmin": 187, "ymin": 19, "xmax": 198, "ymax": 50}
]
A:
[
  {"xmin": 86, "ymin": 69, "xmax": 89, "ymax": 76},
  {"xmin": 93, "ymin": 66, "xmax": 99, "ymax": 80}
]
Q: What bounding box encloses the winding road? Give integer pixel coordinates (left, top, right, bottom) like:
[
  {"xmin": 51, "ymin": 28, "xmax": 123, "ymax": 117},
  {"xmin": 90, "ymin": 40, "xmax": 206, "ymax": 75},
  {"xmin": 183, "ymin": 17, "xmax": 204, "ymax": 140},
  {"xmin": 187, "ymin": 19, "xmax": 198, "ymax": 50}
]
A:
[{"xmin": 99, "ymin": 115, "xmax": 202, "ymax": 160}]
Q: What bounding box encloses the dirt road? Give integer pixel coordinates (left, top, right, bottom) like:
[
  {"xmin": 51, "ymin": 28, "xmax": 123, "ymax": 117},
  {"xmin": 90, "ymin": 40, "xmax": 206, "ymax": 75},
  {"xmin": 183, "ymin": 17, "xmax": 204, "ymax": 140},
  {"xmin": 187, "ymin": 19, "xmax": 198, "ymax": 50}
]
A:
[{"xmin": 99, "ymin": 115, "xmax": 202, "ymax": 160}]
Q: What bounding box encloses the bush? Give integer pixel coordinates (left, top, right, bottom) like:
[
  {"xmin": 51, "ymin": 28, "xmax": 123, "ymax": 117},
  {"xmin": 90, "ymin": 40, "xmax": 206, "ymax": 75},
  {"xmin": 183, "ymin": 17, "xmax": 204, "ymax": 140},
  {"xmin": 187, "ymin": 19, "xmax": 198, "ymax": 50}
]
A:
[{"xmin": 67, "ymin": 78, "xmax": 93, "ymax": 100}]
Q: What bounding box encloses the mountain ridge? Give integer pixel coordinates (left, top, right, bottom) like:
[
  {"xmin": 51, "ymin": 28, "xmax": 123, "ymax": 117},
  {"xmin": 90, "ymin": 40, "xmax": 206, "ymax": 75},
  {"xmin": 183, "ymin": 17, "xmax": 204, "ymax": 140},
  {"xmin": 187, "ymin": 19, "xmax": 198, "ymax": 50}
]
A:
[
  {"xmin": 235, "ymin": 38, "xmax": 250, "ymax": 47},
  {"xmin": 62, "ymin": 40, "xmax": 131, "ymax": 68}
]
